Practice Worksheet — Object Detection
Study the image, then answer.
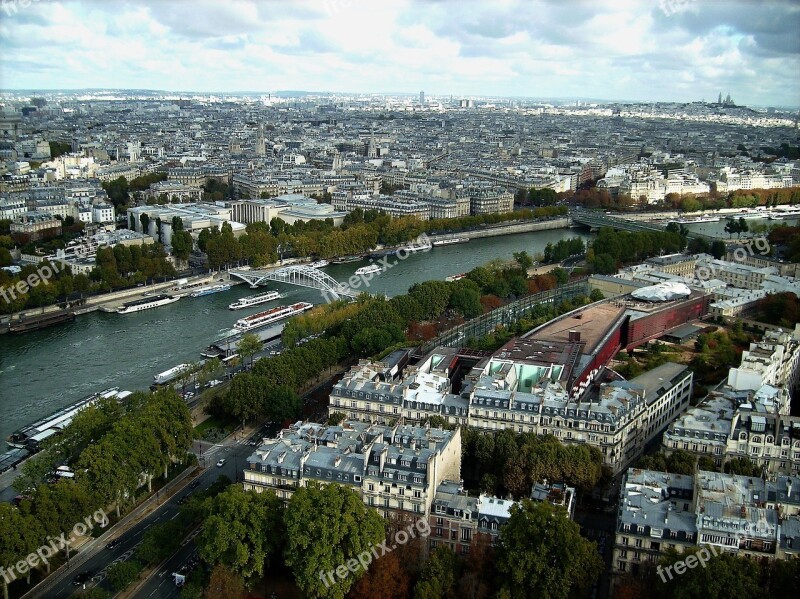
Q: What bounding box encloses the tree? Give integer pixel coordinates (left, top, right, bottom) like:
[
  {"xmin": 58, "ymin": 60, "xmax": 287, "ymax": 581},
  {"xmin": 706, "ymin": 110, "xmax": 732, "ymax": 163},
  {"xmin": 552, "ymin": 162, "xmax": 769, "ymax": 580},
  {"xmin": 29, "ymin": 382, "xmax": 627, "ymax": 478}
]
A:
[
  {"xmin": 349, "ymin": 550, "xmax": 410, "ymax": 599},
  {"xmin": 205, "ymin": 564, "xmax": 245, "ymax": 599},
  {"xmin": 284, "ymin": 483, "xmax": 385, "ymax": 599},
  {"xmin": 494, "ymin": 500, "xmax": 602, "ymax": 599},
  {"xmin": 589, "ymin": 288, "xmax": 604, "ymax": 302},
  {"xmin": 0, "ymin": 248, "xmax": 11, "ymax": 267},
  {"xmin": 653, "ymin": 548, "xmax": 761, "ymax": 599},
  {"xmin": 327, "ymin": 412, "xmax": 346, "ymax": 425},
  {"xmin": 136, "ymin": 521, "xmax": 184, "ymax": 565},
  {"xmin": 512, "ymin": 251, "xmax": 533, "ymax": 270},
  {"xmin": 106, "ymin": 560, "xmax": 141, "ymax": 592},
  {"xmin": 262, "ymin": 384, "xmax": 301, "ymax": 424},
  {"xmin": 448, "ymin": 281, "xmax": 483, "ymax": 319},
  {"xmin": 413, "ymin": 545, "xmax": 461, "ymax": 599},
  {"xmin": 237, "ymin": 333, "xmax": 262, "ymax": 368},
  {"xmin": 724, "ymin": 456, "xmax": 761, "ymax": 477},
  {"xmin": 196, "ymin": 486, "xmax": 285, "ymax": 583},
  {"xmin": 710, "ymin": 240, "xmax": 726, "ymax": 259},
  {"xmin": 0, "ymin": 504, "xmax": 45, "ymax": 597}
]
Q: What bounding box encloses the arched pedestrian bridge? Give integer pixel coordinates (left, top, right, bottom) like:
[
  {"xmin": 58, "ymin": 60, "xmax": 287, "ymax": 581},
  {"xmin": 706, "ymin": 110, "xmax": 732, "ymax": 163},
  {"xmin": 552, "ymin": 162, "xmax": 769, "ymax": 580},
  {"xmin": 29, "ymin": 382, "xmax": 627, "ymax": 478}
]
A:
[{"xmin": 228, "ymin": 265, "xmax": 359, "ymax": 301}]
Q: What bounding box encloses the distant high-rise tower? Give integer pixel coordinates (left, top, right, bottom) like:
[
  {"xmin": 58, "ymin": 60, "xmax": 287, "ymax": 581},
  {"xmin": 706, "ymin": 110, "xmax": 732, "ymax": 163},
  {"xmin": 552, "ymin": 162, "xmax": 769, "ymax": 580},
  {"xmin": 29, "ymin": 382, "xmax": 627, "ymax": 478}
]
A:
[
  {"xmin": 718, "ymin": 92, "xmax": 723, "ymax": 105},
  {"xmin": 367, "ymin": 129, "xmax": 377, "ymax": 158},
  {"xmin": 419, "ymin": 91, "xmax": 425, "ymax": 104},
  {"xmin": 255, "ymin": 124, "xmax": 266, "ymax": 156}
]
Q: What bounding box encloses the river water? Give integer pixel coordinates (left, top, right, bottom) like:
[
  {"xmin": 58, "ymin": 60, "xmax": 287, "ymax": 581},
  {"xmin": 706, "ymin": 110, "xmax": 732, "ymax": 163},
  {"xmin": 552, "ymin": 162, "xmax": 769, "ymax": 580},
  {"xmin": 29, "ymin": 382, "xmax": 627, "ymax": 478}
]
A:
[{"xmin": 0, "ymin": 227, "xmax": 592, "ymax": 447}]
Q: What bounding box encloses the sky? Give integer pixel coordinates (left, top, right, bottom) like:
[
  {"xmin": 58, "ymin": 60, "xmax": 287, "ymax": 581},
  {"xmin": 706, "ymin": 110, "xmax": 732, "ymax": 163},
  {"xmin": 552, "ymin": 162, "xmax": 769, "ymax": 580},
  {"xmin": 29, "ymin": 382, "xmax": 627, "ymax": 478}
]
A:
[{"xmin": 0, "ymin": 0, "xmax": 798, "ymax": 107}]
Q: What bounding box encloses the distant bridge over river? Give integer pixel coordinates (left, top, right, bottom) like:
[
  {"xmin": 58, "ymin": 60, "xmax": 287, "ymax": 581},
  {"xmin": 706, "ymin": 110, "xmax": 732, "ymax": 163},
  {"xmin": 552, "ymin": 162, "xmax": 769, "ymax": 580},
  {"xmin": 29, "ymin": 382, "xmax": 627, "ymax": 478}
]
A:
[{"xmin": 571, "ymin": 211, "xmax": 715, "ymax": 241}]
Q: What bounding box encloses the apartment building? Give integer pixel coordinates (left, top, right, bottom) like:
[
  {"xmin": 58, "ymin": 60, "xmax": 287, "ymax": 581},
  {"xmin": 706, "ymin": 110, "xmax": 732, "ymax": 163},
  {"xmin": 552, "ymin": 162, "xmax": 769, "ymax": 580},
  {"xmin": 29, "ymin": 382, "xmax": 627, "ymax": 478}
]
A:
[
  {"xmin": 613, "ymin": 469, "xmax": 800, "ymax": 583},
  {"xmin": 645, "ymin": 254, "xmax": 697, "ymax": 277},
  {"xmin": 331, "ymin": 191, "xmax": 430, "ymax": 220},
  {"xmin": 428, "ymin": 480, "xmax": 515, "ymax": 555},
  {"xmin": 728, "ymin": 327, "xmax": 800, "ymax": 392},
  {"xmin": 10, "ymin": 211, "xmax": 62, "ymax": 242},
  {"xmin": 468, "ymin": 188, "xmax": 514, "ymax": 215},
  {"xmin": 329, "ymin": 347, "xmax": 693, "ymax": 477},
  {"xmin": 663, "ymin": 327, "xmax": 800, "ymax": 476},
  {"xmin": 145, "ymin": 181, "xmax": 202, "ymax": 204},
  {"xmin": 613, "ymin": 469, "xmax": 697, "ymax": 578},
  {"xmin": 427, "ymin": 479, "xmax": 575, "ymax": 555},
  {"xmin": 696, "ymin": 257, "xmax": 777, "ymax": 290},
  {"xmin": 243, "ymin": 421, "xmax": 461, "ymax": 518}
]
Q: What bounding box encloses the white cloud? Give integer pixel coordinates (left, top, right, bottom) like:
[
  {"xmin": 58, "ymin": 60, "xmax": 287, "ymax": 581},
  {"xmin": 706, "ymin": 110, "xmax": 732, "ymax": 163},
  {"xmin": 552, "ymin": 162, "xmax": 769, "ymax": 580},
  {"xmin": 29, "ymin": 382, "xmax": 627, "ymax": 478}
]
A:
[{"xmin": 0, "ymin": 0, "xmax": 797, "ymax": 106}]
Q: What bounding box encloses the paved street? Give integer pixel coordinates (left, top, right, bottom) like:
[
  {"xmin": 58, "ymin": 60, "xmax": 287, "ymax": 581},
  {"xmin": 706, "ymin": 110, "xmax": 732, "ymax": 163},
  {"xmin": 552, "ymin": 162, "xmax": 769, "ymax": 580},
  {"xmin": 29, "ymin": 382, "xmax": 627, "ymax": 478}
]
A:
[{"xmin": 24, "ymin": 426, "xmax": 274, "ymax": 599}]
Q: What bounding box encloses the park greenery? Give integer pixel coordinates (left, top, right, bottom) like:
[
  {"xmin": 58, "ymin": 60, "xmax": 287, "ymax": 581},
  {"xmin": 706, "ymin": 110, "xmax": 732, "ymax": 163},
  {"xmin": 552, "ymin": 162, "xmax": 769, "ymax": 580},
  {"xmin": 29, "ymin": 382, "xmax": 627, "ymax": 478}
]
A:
[
  {"xmin": 588, "ymin": 227, "xmax": 687, "ymax": 274},
  {"xmin": 200, "ymin": 206, "xmax": 566, "ymax": 270},
  {"xmin": 0, "ymin": 242, "xmax": 176, "ymax": 314},
  {"xmin": 461, "ymin": 428, "xmax": 607, "ymax": 498},
  {"xmin": 186, "ymin": 479, "xmax": 603, "ymax": 599},
  {"xmin": 754, "ymin": 292, "xmax": 800, "ymax": 328},
  {"xmin": 0, "ymin": 389, "xmax": 192, "ymax": 599}
]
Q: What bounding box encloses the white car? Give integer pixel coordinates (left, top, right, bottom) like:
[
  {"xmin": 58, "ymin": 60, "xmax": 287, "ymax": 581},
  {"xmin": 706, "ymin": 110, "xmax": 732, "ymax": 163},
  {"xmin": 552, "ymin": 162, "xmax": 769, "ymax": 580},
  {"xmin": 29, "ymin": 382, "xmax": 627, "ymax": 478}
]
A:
[{"xmin": 216, "ymin": 458, "xmax": 226, "ymax": 467}]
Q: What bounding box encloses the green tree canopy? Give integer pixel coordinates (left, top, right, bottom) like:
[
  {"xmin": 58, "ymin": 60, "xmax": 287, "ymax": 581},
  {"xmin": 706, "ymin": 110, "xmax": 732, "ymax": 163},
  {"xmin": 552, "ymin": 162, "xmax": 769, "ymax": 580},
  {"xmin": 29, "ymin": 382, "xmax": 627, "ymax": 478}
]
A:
[
  {"xmin": 495, "ymin": 500, "xmax": 602, "ymax": 599},
  {"xmin": 196, "ymin": 486, "xmax": 285, "ymax": 583},
  {"xmin": 284, "ymin": 483, "xmax": 385, "ymax": 599}
]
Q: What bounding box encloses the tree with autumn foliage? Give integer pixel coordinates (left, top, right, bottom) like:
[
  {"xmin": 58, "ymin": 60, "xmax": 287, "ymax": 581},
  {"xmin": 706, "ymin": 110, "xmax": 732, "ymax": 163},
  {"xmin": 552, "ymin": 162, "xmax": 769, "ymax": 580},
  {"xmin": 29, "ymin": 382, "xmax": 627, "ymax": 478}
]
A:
[
  {"xmin": 205, "ymin": 564, "xmax": 245, "ymax": 599},
  {"xmin": 348, "ymin": 550, "xmax": 410, "ymax": 599}
]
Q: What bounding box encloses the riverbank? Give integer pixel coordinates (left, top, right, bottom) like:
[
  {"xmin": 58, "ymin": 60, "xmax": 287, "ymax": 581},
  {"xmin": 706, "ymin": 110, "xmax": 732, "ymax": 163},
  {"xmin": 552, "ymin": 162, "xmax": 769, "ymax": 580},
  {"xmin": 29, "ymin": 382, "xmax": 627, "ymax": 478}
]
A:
[
  {"xmin": 1, "ymin": 218, "xmax": 571, "ymax": 333},
  {"xmin": 429, "ymin": 217, "xmax": 571, "ymax": 240},
  {"xmin": 0, "ymin": 273, "xmax": 236, "ymax": 334}
]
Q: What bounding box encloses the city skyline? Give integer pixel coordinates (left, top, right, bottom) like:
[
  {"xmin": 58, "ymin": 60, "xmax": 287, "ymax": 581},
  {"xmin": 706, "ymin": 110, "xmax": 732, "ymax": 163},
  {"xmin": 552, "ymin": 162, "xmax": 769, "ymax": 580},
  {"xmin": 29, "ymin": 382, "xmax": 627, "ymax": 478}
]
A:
[{"xmin": 1, "ymin": 0, "xmax": 798, "ymax": 108}]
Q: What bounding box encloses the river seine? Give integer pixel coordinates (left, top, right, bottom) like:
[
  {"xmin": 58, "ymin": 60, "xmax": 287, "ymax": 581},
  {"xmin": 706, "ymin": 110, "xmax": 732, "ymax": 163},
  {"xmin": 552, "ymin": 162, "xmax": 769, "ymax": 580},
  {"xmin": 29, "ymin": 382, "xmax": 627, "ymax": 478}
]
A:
[{"xmin": 0, "ymin": 227, "xmax": 592, "ymax": 446}]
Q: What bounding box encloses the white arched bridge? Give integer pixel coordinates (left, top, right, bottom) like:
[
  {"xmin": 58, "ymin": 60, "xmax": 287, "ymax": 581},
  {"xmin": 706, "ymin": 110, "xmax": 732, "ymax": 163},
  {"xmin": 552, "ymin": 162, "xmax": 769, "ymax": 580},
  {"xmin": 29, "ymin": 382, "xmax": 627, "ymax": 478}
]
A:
[{"xmin": 228, "ymin": 265, "xmax": 359, "ymax": 301}]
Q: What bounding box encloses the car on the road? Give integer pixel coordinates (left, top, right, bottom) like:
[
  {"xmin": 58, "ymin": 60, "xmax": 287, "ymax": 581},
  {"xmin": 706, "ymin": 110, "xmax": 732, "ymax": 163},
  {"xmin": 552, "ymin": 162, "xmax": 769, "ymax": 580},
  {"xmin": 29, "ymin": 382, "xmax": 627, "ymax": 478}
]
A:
[
  {"xmin": 216, "ymin": 458, "xmax": 226, "ymax": 467},
  {"xmin": 176, "ymin": 494, "xmax": 190, "ymax": 505},
  {"xmin": 189, "ymin": 479, "xmax": 201, "ymax": 489},
  {"xmin": 72, "ymin": 571, "xmax": 92, "ymax": 586},
  {"xmin": 105, "ymin": 538, "xmax": 121, "ymax": 550}
]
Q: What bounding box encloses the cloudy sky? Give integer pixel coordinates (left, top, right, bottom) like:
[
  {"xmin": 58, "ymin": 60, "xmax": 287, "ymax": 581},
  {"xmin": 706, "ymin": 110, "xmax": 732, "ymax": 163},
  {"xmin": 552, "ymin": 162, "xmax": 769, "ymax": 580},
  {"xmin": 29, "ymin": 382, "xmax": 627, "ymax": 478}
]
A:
[{"xmin": 1, "ymin": 0, "xmax": 798, "ymax": 106}]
